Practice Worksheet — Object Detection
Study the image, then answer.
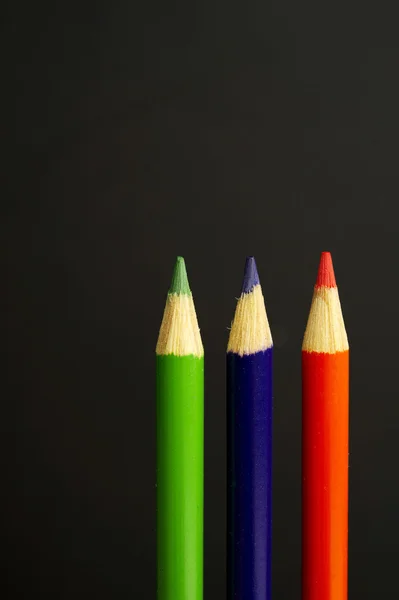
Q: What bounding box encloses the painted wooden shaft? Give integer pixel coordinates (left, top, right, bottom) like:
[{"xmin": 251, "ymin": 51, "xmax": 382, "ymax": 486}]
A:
[
  {"xmin": 227, "ymin": 349, "xmax": 273, "ymax": 600},
  {"xmin": 157, "ymin": 354, "xmax": 204, "ymax": 600},
  {"xmin": 302, "ymin": 350, "xmax": 349, "ymax": 600}
]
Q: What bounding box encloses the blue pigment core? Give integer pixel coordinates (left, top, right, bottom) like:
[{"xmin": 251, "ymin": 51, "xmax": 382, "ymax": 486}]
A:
[
  {"xmin": 241, "ymin": 256, "xmax": 260, "ymax": 294},
  {"xmin": 227, "ymin": 348, "xmax": 273, "ymax": 600}
]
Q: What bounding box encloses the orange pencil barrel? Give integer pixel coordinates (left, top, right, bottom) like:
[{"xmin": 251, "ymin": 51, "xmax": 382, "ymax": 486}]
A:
[{"xmin": 302, "ymin": 253, "xmax": 349, "ymax": 600}]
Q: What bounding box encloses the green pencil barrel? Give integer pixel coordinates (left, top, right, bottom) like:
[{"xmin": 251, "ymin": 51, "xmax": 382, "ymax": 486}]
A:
[{"xmin": 156, "ymin": 354, "xmax": 204, "ymax": 600}]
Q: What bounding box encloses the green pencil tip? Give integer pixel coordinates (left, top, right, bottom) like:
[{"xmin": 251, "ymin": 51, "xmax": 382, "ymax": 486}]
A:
[{"xmin": 169, "ymin": 256, "xmax": 191, "ymax": 295}]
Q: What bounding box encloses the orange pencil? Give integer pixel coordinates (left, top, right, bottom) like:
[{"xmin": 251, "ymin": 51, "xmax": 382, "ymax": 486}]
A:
[{"xmin": 302, "ymin": 252, "xmax": 349, "ymax": 600}]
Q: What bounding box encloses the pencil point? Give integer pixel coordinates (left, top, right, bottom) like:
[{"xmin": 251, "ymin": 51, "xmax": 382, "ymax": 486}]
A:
[
  {"xmin": 169, "ymin": 256, "xmax": 191, "ymax": 295},
  {"xmin": 241, "ymin": 256, "xmax": 260, "ymax": 294},
  {"xmin": 315, "ymin": 252, "xmax": 337, "ymax": 288}
]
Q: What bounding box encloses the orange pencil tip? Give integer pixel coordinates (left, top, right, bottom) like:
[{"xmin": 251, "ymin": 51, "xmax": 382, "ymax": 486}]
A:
[{"xmin": 315, "ymin": 251, "xmax": 337, "ymax": 288}]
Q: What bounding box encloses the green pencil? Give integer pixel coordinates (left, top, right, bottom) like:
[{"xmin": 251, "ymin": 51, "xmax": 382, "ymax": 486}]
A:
[{"xmin": 156, "ymin": 257, "xmax": 204, "ymax": 600}]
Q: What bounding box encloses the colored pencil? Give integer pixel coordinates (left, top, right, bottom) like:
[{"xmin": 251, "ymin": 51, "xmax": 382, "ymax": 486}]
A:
[
  {"xmin": 156, "ymin": 257, "xmax": 204, "ymax": 600},
  {"xmin": 302, "ymin": 252, "xmax": 349, "ymax": 600},
  {"xmin": 227, "ymin": 256, "xmax": 273, "ymax": 600}
]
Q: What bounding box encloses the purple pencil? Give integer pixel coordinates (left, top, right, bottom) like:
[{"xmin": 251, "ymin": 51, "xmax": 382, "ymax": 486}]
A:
[{"xmin": 227, "ymin": 257, "xmax": 273, "ymax": 600}]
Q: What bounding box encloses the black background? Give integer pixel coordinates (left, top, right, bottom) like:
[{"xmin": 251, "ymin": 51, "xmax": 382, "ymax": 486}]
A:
[{"xmin": 3, "ymin": 1, "xmax": 399, "ymax": 598}]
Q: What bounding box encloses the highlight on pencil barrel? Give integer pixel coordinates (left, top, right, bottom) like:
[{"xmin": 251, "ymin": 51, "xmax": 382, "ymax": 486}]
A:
[
  {"xmin": 156, "ymin": 256, "xmax": 204, "ymax": 600},
  {"xmin": 227, "ymin": 256, "xmax": 273, "ymax": 600},
  {"xmin": 302, "ymin": 251, "xmax": 349, "ymax": 600}
]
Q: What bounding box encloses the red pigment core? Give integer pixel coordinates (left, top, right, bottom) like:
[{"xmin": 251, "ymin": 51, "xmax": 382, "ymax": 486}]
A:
[{"xmin": 315, "ymin": 252, "xmax": 337, "ymax": 288}]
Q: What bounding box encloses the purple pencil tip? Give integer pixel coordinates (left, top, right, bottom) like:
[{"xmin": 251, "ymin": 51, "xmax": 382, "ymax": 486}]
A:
[{"xmin": 241, "ymin": 256, "xmax": 260, "ymax": 294}]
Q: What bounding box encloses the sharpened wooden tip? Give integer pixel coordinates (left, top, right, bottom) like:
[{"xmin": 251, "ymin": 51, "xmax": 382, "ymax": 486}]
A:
[
  {"xmin": 303, "ymin": 252, "xmax": 348, "ymax": 353},
  {"xmin": 227, "ymin": 260, "xmax": 273, "ymax": 355},
  {"xmin": 156, "ymin": 257, "xmax": 203, "ymax": 357}
]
